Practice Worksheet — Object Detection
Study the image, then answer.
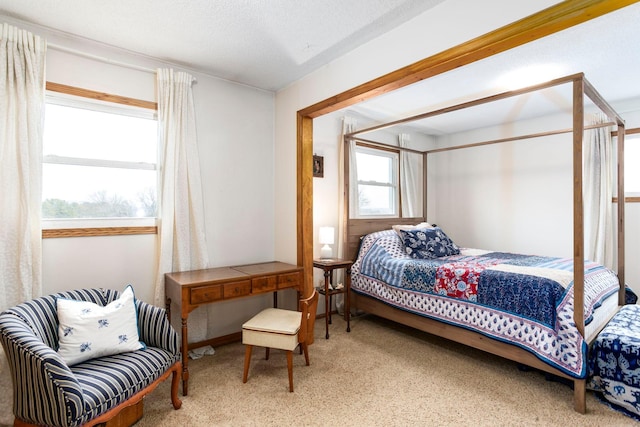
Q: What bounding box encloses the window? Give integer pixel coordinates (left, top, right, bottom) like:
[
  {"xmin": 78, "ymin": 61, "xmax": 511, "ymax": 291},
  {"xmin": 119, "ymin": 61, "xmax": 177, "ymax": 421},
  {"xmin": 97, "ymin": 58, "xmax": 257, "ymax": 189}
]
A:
[
  {"xmin": 43, "ymin": 95, "xmax": 158, "ymax": 223},
  {"xmin": 625, "ymin": 135, "xmax": 640, "ymax": 197},
  {"xmin": 354, "ymin": 145, "xmax": 399, "ymax": 217}
]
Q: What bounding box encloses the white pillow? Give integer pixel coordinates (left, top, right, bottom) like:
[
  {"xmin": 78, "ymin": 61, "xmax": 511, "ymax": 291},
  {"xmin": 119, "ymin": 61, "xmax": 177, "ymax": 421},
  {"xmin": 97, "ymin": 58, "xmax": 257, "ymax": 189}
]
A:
[
  {"xmin": 392, "ymin": 222, "xmax": 433, "ymax": 236},
  {"xmin": 57, "ymin": 285, "xmax": 145, "ymax": 366}
]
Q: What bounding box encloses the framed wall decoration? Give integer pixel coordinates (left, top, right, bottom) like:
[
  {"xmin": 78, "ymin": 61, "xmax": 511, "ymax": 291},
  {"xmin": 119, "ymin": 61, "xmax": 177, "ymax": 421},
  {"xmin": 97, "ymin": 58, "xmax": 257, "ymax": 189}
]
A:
[{"xmin": 313, "ymin": 155, "xmax": 324, "ymax": 178}]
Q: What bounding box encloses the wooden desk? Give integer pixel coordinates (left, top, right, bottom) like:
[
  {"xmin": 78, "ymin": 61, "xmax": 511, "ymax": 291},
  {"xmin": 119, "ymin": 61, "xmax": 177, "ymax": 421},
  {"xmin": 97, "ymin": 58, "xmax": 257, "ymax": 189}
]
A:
[{"xmin": 165, "ymin": 261, "xmax": 303, "ymax": 395}]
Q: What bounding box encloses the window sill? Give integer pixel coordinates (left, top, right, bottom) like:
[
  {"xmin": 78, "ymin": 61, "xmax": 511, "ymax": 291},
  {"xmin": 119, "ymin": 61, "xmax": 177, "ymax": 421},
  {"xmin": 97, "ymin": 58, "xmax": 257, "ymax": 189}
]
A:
[
  {"xmin": 42, "ymin": 218, "xmax": 158, "ymax": 238},
  {"xmin": 42, "ymin": 226, "xmax": 157, "ymax": 238}
]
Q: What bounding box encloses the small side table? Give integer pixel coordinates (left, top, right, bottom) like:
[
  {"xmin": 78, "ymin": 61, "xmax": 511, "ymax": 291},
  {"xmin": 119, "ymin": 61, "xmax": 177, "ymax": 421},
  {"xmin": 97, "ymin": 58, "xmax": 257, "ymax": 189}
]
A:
[{"xmin": 313, "ymin": 258, "xmax": 352, "ymax": 339}]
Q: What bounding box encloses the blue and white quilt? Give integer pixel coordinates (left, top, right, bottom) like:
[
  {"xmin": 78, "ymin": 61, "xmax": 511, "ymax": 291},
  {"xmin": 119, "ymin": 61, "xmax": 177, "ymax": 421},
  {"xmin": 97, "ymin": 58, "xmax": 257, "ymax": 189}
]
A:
[
  {"xmin": 588, "ymin": 305, "xmax": 640, "ymax": 420},
  {"xmin": 352, "ymin": 229, "xmax": 623, "ymax": 378}
]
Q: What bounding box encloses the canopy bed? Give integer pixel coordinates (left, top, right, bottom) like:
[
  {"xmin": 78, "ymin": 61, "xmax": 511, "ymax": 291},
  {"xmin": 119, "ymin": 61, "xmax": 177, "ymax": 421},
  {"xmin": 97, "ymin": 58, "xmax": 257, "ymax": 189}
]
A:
[{"xmin": 343, "ymin": 73, "xmax": 627, "ymax": 414}]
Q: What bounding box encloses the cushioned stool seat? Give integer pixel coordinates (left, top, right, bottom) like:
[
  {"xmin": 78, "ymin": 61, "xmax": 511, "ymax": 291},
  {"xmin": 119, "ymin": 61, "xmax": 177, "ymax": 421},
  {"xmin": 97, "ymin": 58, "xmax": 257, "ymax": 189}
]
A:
[
  {"xmin": 242, "ymin": 290, "xmax": 318, "ymax": 392},
  {"xmin": 588, "ymin": 304, "xmax": 640, "ymax": 420},
  {"xmin": 242, "ymin": 308, "xmax": 302, "ymax": 350}
]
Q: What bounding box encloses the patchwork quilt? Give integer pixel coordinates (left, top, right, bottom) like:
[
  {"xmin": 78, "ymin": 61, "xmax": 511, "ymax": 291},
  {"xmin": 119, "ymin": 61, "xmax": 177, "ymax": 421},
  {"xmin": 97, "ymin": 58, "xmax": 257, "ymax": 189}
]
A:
[{"xmin": 352, "ymin": 229, "xmax": 623, "ymax": 378}]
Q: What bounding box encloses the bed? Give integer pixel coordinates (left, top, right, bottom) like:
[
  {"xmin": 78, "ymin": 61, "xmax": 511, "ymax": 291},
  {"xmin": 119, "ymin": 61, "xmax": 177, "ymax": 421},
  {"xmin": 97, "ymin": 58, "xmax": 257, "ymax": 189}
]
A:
[
  {"xmin": 342, "ymin": 74, "xmax": 628, "ymax": 413},
  {"xmin": 352, "ymin": 226, "xmax": 625, "ymax": 377}
]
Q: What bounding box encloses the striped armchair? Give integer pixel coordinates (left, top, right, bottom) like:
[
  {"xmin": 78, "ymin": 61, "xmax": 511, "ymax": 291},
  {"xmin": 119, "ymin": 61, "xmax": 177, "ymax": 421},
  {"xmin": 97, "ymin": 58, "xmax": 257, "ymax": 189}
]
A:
[{"xmin": 0, "ymin": 288, "xmax": 182, "ymax": 427}]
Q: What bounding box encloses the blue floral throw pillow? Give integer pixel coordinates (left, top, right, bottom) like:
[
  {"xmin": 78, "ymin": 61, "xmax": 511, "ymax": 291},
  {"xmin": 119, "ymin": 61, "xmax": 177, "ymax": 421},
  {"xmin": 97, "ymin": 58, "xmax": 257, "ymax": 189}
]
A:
[
  {"xmin": 399, "ymin": 227, "xmax": 460, "ymax": 259},
  {"xmin": 57, "ymin": 285, "xmax": 145, "ymax": 366}
]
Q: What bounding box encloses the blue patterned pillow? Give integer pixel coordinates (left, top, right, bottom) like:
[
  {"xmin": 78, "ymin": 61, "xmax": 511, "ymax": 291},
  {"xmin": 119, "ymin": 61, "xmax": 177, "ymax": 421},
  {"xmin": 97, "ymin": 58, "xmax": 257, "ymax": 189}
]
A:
[{"xmin": 399, "ymin": 227, "xmax": 460, "ymax": 259}]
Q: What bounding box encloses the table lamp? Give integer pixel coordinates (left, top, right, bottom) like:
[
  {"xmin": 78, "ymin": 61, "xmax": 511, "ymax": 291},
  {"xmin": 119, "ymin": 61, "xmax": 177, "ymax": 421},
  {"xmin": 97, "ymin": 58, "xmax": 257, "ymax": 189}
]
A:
[{"xmin": 319, "ymin": 226, "xmax": 335, "ymax": 259}]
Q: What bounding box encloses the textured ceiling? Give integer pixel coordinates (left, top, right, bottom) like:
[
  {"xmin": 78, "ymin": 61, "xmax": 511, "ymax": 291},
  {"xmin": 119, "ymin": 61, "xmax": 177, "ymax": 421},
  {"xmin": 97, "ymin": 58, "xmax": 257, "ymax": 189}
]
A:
[
  {"xmin": 2, "ymin": 1, "xmax": 639, "ymax": 134},
  {"xmin": 0, "ymin": 0, "xmax": 444, "ymax": 91},
  {"xmin": 347, "ymin": 2, "xmax": 640, "ymax": 135}
]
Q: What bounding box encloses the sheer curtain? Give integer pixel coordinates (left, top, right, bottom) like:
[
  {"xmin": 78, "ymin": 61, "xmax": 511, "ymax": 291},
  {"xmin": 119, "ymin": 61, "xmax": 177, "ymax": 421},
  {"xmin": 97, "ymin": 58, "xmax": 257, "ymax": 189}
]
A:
[
  {"xmin": 154, "ymin": 69, "xmax": 209, "ymax": 320},
  {"xmin": 0, "ymin": 23, "xmax": 46, "ymax": 425},
  {"xmin": 399, "ymin": 133, "xmax": 423, "ymax": 218},
  {"xmin": 583, "ymin": 113, "xmax": 614, "ymax": 269}
]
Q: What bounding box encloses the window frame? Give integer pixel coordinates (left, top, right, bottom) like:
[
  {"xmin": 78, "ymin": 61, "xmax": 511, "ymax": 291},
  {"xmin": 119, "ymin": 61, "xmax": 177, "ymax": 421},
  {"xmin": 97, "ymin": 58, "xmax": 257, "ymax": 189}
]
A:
[
  {"xmin": 610, "ymin": 127, "xmax": 640, "ymax": 204},
  {"xmin": 622, "ymin": 132, "xmax": 640, "ymax": 199},
  {"xmin": 42, "ymin": 82, "xmax": 159, "ymax": 238},
  {"xmin": 353, "ymin": 143, "xmax": 400, "ymax": 218}
]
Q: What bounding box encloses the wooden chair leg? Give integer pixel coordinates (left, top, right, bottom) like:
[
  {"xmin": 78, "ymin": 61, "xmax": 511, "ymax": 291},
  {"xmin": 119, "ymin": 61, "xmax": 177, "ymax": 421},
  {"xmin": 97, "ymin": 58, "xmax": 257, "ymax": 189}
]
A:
[
  {"xmin": 170, "ymin": 362, "xmax": 183, "ymax": 409},
  {"xmin": 301, "ymin": 343, "xmax": 310, "ymax": 366},
  {"xmin": 286, "ymin": 350, "xmax": 294, "ymax": 392},
  {"xmin": 243, "ymin": 345, "xmax": 253, "ymax": 383},
  {"xmin": 265, "ymin": 347, "xmax": 270, "ymax": 360}
]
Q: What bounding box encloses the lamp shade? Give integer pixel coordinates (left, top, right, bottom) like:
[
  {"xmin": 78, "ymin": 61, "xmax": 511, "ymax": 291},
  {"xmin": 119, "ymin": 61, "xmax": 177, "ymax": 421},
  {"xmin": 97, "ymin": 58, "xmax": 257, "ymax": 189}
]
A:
[{"xmin": 318, "ymin": 227, "xmax": 335, "ymax": 245}]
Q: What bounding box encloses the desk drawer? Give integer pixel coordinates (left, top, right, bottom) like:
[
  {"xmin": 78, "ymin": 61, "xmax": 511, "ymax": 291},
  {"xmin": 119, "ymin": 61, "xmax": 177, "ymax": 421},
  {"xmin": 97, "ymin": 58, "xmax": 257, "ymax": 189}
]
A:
[
  {"xmin": 224, "ymin": 280, "xmax": 251, "ymax": 298},
  {"xmin": 252, "ymin": 276, "xmax": 277, "ymax": 293},
  {"xmin": 190, "ymin": 285, "xmax": 223, "ymax": 304},
  {"xmin": 277, "ymin": 271, "xmax": 301, "ymax": 289}
]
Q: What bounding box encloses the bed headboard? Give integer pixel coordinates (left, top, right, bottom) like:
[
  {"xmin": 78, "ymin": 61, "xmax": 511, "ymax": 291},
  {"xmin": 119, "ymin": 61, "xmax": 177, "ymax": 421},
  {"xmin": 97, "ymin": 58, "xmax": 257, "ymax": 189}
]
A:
[{"xmin": 345, "ymin": 217, "xmax": 425, "ymax": 261}]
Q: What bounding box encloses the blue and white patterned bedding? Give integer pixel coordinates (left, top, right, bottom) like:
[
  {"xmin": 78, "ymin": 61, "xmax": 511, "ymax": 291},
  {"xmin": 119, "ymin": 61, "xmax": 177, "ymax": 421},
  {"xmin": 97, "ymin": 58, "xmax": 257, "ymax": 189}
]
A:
[
  {"xmin": 351, "ymin": 229, "xmax": 623, "ymax": 378},
  {"xmin": 588, "ymin": 305, "xmax": 640, "ymax": 420}
]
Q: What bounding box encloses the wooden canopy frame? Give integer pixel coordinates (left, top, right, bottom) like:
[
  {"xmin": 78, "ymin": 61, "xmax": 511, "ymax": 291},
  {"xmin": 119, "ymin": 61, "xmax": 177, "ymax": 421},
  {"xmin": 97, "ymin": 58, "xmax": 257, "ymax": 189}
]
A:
[
  {"xmin": 295, "ymin": 0, "xmax": 638, "ymax": 414},
  {"xmin": 342, "ymin": 74, "xmax": 626, "ymax": 414},
  {"xmin": 343, "ymin": 73, "xmax": 626, "ymax": 338}
]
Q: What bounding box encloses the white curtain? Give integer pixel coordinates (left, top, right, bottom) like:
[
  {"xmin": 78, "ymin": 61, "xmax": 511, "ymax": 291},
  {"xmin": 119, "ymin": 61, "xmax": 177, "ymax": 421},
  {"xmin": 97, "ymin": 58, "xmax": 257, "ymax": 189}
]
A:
[
  {"xmin": 0, "ymin": 23, "xmax": 46, "ymax": 425},
  {"xmin": 583, "ymin": 113, "xmax": 614, "ymax": 269},
  {"xmin": 154, "ymin": 69, "xmax": 209, "ymax": 311},
  {"xmin": 399, "ymin": 133, "xmax": 423, "ymax": 218}
]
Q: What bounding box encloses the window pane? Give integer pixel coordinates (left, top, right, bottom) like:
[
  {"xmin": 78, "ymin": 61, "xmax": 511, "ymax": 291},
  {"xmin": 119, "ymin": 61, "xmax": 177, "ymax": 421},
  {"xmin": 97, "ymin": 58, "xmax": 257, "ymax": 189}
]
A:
[
  {"xmin": 626, "ymin": 137, "xmax": 640, "ymax": 193},
  {"xmin": 43, "ymin": 97, "xmax": 158, "ymax": 221},
  {"xmin": 358, "ymin": 185, "xmax": 395, "ymax": 215},
  {"xmin": 356, "ymin": 152, "xmax": 393, "ymax": 183},
  {"xmin": 44, "ymin": 103, "xmax": 157, "ymax": 163},
  {"xmin": 42, "ymin": 164, "xmax": 156, "ymax": 218}
]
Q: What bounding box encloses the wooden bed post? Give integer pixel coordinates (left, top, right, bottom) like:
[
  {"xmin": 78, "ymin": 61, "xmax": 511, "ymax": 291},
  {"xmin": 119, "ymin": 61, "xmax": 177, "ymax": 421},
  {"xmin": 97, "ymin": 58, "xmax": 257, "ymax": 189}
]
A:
[
  {"xmin": 617, "ymin": 125, "xmax": 626, "ymax": 305},
  {"xmin": 343, "ymin": 136, "xmax": 351, "ymax": 258},
  {"xmin": 572, "ymin": 76, "xmax": 587, "ymax": 415},
  {"xmin": 572, "ymin": 77, "xmax": 585, "ymax": 340},
  {"xmin": 424, "ymin": 152, "xmax": 429, "ymax": 220}
]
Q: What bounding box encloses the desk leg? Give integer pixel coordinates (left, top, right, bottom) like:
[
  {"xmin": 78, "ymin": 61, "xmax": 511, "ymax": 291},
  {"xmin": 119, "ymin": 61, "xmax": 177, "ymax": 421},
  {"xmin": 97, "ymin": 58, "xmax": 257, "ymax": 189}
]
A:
[
  {"xmin": 345, "ymin": 267, "xmax": 351, "ymax": 332},
  {"xmin": 181, "ymin": 317, "xmax": 189, "ymax": 396},
  {"xmin": 323, "ymin": 269, "xmax": 331, "ymax": 339}
]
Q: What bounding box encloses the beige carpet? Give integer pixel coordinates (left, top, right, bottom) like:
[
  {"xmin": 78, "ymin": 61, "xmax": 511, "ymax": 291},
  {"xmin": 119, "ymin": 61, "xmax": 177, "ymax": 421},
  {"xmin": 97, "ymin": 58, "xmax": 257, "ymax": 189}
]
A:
[{"xmin": 140, "ymin": 314, "xmax": 636, "ymax": 426}]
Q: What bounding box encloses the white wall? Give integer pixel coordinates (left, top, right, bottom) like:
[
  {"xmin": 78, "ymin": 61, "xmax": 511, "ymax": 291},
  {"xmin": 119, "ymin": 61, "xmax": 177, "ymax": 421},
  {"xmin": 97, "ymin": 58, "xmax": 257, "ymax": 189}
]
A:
[
  {"xmin": 5, "ymin": 18, "xmax": 279, "ymax": 341},
  {"xmin": 430, "ymin": 113, "xmax": 574, "ymax": 257}
]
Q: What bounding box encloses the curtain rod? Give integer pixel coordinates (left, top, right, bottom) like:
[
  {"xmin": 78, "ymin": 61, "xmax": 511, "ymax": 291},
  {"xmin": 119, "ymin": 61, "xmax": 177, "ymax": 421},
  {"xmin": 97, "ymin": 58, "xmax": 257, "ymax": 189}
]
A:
[
  {"xmin": 47, "ymin": 43, "xmax": 156, "ymax": 73},
  {"xmin": 47, "ymin": 42, "xmax": 198, "ymax": 83}
]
